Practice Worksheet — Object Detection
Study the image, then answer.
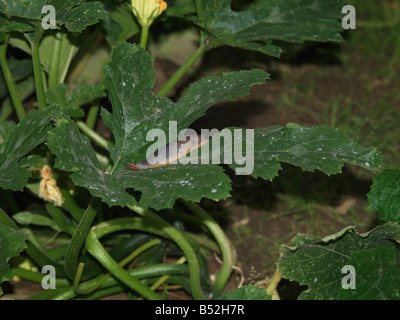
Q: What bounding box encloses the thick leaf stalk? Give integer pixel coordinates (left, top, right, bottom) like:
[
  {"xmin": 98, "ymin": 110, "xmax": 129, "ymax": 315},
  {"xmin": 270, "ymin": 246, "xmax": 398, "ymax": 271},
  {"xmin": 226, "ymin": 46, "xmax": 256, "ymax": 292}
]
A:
[
  {"xmin": 31, "ymin": 34, "xmax": 47, "ymax": 109},
  {"xmin": 130, "ymin": 204, "xmax": 206, "ymax": 299},
  {"xmin": 0, "ymin": 36, "xmax": 25, "ymax": 121},
  {"xmin": 84, "ymin": 220, "xmax": 163, "ymax": 300},
  {"xmin": 64, "ymin": 198, "xmax": 102, "ymax": 279},
  {"xmin": 181, "ymin": 200, "xmax": 235, "ymax": 297}
]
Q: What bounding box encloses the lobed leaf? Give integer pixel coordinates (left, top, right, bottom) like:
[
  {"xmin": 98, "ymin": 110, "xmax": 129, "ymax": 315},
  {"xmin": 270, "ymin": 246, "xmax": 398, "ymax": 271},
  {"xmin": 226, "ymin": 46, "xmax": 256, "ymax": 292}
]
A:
[
  {"xmin": 194, "ymin": 0, "xmax": 344, "ymax": 57},
  {"xmin": 368, "ymin": 169, "xmax": 400, "ymax": 223},
  {"xmin": 190, "ymin": 125, "xmax": 382, "ymax": 178},
  {"xmin": 47, "ymin": 118, "xmax": 232, "ymax": 209},
  {"xmin": 47, "ymin": 42, "xmax": 269, "ymax": 209},
  {"xmin": 0, "ymin": 223, "xmax": 28, "ymax": 295},
  {"xmin": 278, "ymin": 223, "xmax": 400, "ymax": 299},
  {"xmin": 0, "ymin": 0, "xmax": 108, "ymax": 33},
  {"xmin": 47, "ymin": 42, "xmax": 382, "ymax": 211},
  {"xmin": 0, "ymin": 109, "xmax": 51, "ymax": 191},
  {"xmin": 102, "ymin": 42, "xmax": 270, "ymax": 172},
  {"xmin": 341, "ymin": 246, "xmax": 400, "ymax": 300}
]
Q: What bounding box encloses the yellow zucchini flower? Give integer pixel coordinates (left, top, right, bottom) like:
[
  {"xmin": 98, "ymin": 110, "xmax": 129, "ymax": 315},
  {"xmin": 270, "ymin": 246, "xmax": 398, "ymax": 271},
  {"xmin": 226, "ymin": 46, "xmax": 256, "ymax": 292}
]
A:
[{"xmin": 131, "ymin": 0, "xmax": 167, "ymax": 27}]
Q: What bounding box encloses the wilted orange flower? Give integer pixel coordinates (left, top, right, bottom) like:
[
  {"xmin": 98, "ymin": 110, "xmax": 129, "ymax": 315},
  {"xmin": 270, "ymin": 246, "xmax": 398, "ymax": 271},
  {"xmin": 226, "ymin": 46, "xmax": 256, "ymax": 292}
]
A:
[{"xmin": 38, "ymin": 165, "xmax": 64, "ymax": 207}]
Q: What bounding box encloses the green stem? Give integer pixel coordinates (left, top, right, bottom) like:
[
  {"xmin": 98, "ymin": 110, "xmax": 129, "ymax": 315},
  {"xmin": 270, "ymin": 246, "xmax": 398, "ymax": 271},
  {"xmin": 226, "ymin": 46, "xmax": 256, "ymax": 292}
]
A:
[
  {"xmin": 76, "ymin": 121, "xmax": 108, "ymax": 150},
  {"xmin": 147, "ymin": 256, "xmax": 186, "ymax": 296},
  {"xmin": 48, "ymin": 264, "xmax": 189, "ymax": 300},
  {"xmin": 76, "ymin": 285, "xmax": 123, "ymax": 300},
  {"xmin": 0, "ymin": 101, "xmax": 13, "ymax": 120},
  {"xmin": 25, "ymin": 288, "xmax": 68, "ymax": 300},
  {"xmin": 0, "ymin": 206, "xmax": 18, "ymax": 229},
  {"xmin": 85, "ymin": 227, "xmax": 162, "ymax": 300},
  {"xmin": 140, "ymin": 24, "xmax": 150, "ymax": 49},
  {"xmin": 86, "ymin": 102, "xmax": 100, "ymax": 130},
  {"xmin": 12, "ymin": 267, "xmax": 70, "ymax": 287},
  {"xmin": 31, "ymin": 33, "xmax": 47, "ymax": 109},
  {"xmin": 74, "ymin": 238, "xmax": 161, "ymax": 295},
  {"xmin": 59, "ymin": 187, "xmax": 85, "ymax": 222},
  {"xmin": 180, "ymin": 200, "xmax": 235, "ymax": 297},
  {"xmin": 45, "ymin": 203, "xmax": 76, "ymax": 235},
  {"xmin": 119, "ymin": 238, "xmax": 160, "ymax": 267},
  {"xmin": 45, "ymin": 244, "xmax": 68, "ymax": 260},
  {"xmin": 95, "ymin": 152, "xmax": 111, "ymax": 170},
  {"xmin": 64, "ymin": 198, "xmax": 101, "ymax": 279},
  {"xmin": 72, "ymin": 263, "xmax": 85, "ymax": 291},
  {"xmin": 130, "ymin": 204, "xmax": 206, "ymax": 300},
  {"xmin": 186, "ymin": 231, "xmax": 220, "ymax": 253},
  {"xmin": 48, "ymin": 32, "xmax": 62, "ymax": 89},
  {"xmin": 0, "ymin": 35, "xmax": 25, "ymax": 121},
  {"xmin": 157, "ymin": 45, "xmax": 208, "ymax": 96},
  {"xmin": 266, "ymin": 269, "xmax": 282, "ymax": 296},
  {"xmin": 25, "ymin": 241, "xmax": 66, "ymax": 277}
]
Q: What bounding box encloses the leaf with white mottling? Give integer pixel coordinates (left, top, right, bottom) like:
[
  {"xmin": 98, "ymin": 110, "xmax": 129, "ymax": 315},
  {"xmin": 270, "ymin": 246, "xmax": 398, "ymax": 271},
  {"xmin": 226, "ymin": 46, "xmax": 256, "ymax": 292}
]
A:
[
  {"xmin": 194, "ymin": 0, "xmax": 344, "ymax": 57},
  {"xmin": 0, "ymin": 110, "xmax": 51, "ymax": 191},
  {"xmin": 0, "ymin": 0, "xmax": 108, "ymax": 33},
  {"xmin": 0, "ymin": 223, "xmax": 28, "ymax": 295},
  {"xmin": 102, "ymin": 42, "xmax": 270, "ymax": 172},
  {"xmin": 47, "ymin": 119, "xmax": 231, "ymax": 209},
  {"xmin": 187, "ymin": 125, "xmax": 381, "ymax": 178},
  {"xmin": 368, "ymin": 169, "xmax": 400, "ymax": 223},
  {"xmin": 279, "ymin": 223, "xmax": 400, "ymax": 299}
]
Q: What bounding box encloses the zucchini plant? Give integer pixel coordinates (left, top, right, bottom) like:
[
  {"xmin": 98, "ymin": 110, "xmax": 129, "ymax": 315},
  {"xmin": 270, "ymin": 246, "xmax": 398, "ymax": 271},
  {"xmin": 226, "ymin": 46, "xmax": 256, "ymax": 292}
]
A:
[{"xmin": 0, "ymin": 0, "xmax": 396, "ymax": 300}]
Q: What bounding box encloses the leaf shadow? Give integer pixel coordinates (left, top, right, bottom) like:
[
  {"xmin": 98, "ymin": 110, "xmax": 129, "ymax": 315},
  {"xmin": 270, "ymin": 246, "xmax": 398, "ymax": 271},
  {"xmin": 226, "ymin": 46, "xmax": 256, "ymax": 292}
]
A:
[{"xmin": 190, "ymin": 99, "xmax": 273, "ymax": 132}]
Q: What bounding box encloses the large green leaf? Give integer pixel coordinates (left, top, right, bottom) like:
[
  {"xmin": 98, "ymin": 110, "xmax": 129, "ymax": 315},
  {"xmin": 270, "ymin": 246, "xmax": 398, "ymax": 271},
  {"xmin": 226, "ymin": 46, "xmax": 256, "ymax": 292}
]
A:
[
  {"xmin": 368, "ymin": 169, "xmax": 400, "ymax": 223},
  {"xmin": 189, "ymin": 125, "xmax": 381, "ymax": 178},
  {"xmin": 46, "ymin": 42, "xmax": 268, "ymax": 209},
  {"xmin": 102, "ymin": 42, "xmax": 270, "ymax": 172},
  {"xmin": 278, "ymin": 223, "xmax": 400, "ymax": 299},
  {"xmin": 47, "ymin": 118, "xmax": 232, "ymax": 209},
  {"xmin": 342, "ymin": 246, "xmax": 400, "ymax": 300},
  {"xmin": 0, "ymin": 0, "xmax": 108, "ymax": 33},
  {"xmin": 194, "ymin": 0, "xmax": 344, "ymax": 57},
  {"xmin": 0, "ymin": 223, "xmax": 28, "ymax": 295},
  {"xmin": 47, "ymin": 42, "xmax": 382, "ymax": 210},
  {"xmin": 0, "ymin": 109, "xmax": 51, "ymax": 191}
]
